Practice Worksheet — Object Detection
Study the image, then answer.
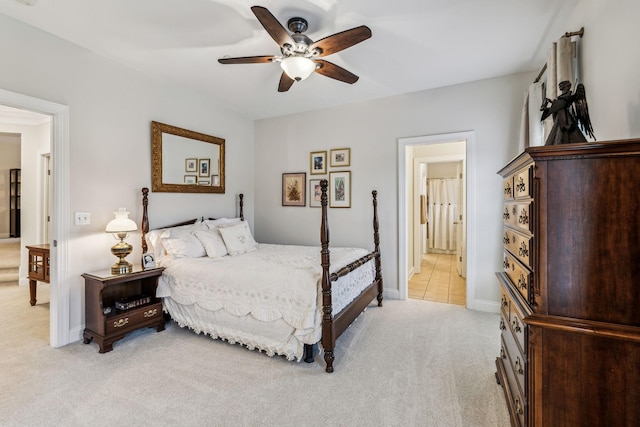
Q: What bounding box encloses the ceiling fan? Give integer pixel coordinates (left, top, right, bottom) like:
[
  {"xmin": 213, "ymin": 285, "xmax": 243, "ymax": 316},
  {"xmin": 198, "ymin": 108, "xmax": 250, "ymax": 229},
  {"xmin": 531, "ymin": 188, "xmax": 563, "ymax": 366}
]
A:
[{"xmin": 218, "ymin": 6, "xmax": 372, "ymax": 92}]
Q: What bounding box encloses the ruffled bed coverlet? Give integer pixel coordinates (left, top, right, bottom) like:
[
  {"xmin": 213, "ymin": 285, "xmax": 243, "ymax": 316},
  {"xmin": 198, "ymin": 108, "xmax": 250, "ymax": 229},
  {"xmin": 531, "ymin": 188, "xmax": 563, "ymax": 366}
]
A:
[{"xmin": 157, "ymin": 244, "xmax": 375, "ymax": 361}]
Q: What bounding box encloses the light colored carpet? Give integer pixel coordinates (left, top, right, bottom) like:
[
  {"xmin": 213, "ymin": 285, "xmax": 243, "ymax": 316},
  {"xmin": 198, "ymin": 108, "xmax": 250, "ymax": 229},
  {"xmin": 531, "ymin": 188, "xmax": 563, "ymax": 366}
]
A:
[
  {"xmin": 0, "ymin": 283, "xmax": 509, "ymax": 427},
  {"xmin": 0, "ymin": 239, "xmax": 20, "ymax": 282}
]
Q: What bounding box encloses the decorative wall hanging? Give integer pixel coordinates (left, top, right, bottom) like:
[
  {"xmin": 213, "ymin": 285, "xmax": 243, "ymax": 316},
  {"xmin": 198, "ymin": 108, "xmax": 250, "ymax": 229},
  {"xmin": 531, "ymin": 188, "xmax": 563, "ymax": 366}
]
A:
[{"xmin": 282, "ymin": 173, "xmax": 306, "ymax": 206}]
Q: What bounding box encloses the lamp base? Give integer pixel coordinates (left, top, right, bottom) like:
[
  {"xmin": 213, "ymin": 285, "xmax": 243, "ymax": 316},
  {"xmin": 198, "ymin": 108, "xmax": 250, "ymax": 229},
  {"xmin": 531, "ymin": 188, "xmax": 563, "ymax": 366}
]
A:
[
  {"xmin": 111, "ymin": 261, "xmax": 133, "ymax": 275},
  {"xmin": 111, "ymin": 240, "xmax": 133, "ymax": 275}
]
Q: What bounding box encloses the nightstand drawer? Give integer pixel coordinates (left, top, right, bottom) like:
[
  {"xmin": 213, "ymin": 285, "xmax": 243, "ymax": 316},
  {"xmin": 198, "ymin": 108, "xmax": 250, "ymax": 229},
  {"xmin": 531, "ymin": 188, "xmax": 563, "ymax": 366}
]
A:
[{"xmin": 106, "ymin": 302, "xmax": 163, "ymax": 334}]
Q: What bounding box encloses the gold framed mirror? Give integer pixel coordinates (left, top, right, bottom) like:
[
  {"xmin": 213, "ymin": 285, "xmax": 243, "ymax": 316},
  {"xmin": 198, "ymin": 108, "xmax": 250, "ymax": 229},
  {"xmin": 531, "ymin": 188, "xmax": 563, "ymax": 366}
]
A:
[{"xmin": 151, "ymin": 121, "xmax": 225, "ymax": 193}]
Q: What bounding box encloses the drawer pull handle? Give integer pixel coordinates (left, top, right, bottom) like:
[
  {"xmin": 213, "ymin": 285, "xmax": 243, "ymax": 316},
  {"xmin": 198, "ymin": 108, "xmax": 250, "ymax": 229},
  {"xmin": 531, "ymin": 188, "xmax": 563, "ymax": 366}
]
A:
[
  {"xmin": 518, "ymin": 208, "xmax": 529, "ymax": 225},
  {"xmin": 512, "ymin": 317, "xmax": 522, "ymax": 333},
  {"xmin": 517, "ymin": 274, "xmax": 527, "ymax": 290},
  {"xmin": 514, "ymin": 357, "xmax": 523, "ymax": 374},
  {"xmin": 500, "ymin": 346, "xmax": 506, "ymax": 359},
  {"xmin": 503, "ymin": 233, "xmax": 510, "ymax": 244},
  {"xmin": 514, "ymin": 397, "xmax": 524, "ymax": 415},
  {"xmin": 515, "ymin": 177, "xmax": 526, "ymax": 193},
  {"xmin": 144, "ymin": 309, "xmax": 158, "ymax": 318},
  {"xmin": 518, "ymin": 242, "xmax": 529, "ymax": 258},
  {"xmin": 504, "ymin": 183, "xmax": 512, "ymax": 197},
  {"xmin": 499, "ymin": 319, "xmax": 506, "ymax": 331},
  {"xmin": 501, "ymin": 296, "xmax": 508, "ymax": 308},
  {"xmin": 503, "ymin": 208, "xmax": 510, "ymax": 220},
  {"xmin": 114, "ymin": 318, "xmax": 129, "ymax": 328}
]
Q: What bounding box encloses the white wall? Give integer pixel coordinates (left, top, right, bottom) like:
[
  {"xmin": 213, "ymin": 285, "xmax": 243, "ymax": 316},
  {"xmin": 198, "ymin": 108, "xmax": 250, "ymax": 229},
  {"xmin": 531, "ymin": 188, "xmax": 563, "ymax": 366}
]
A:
[
  {"xmin": 0, "ymin": 13, "xmax": 254, "ymax": 342},
  {"xmin": 255, "ymin": 72, "xmax": 533, "ymax": 307},
  {"xmin": 0, "ymin": 133, "xmax": 21, "ymax": 237},
  {"xmin": 564, "ymin": 0, "xmax": 640, "ymax": 141}
]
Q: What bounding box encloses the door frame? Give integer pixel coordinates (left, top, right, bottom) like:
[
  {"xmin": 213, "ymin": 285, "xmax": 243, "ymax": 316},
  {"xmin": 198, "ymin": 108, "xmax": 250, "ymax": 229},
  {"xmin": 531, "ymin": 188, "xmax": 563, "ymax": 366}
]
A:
[
  {"xmin": 0, "ymin": 88, "xmax": 70, "ymax": 347},
  {"xmin": 398, "ymin": 131, "xmax": 476, "ymax": 308}
]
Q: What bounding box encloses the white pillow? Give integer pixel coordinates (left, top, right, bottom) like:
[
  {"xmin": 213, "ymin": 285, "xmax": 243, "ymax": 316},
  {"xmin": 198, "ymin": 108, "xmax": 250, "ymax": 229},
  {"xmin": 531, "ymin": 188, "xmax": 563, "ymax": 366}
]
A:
[
  {"xmin": 145, "ymin": 222, "xmax": 206, "ymax": 259},
  {"xmin": 161, "ymin": 234, "xmax": 206, "ymax": 258},
  {"xmin": 193, "ymin": 229, "xmax": 228, "ymax": 258},
  {"xmin": 218, "ymin": 221, "xmax": 258, "ymax": 256},
  {"xmin": 204, "ymin": 217, "xmax": 243, "ymax": 230}
]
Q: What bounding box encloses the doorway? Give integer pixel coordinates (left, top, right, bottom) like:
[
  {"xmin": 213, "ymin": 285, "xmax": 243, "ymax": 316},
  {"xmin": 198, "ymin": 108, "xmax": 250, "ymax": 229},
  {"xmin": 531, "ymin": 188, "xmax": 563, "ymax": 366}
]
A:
[
  {"xmin": 397, "ymin": 131, "xmax": 477, "ymax": 309},
  {"xmin": 409, "ymin": 158, "xmax": 466, "ymax": 305},
  {"xmin": 0, "ymin": 88, "xmax": 70, "ymax": 348}
]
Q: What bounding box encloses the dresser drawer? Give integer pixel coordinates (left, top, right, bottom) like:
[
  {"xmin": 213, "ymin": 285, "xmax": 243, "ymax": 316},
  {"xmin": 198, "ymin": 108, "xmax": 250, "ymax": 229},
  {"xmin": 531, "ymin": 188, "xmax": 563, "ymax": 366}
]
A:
[
  {"xmin": 500, "ymin": 286, "xmax": 510, "ymax": 319},
  {"xmin": 105, "ymin": 302, "xmax": 163, "ymax": 334},
  {"xmin": 503, "ymin": 251, "xmax": 530, "ymax": 302},
  {"xmin": 499, "ymin": 334, "xmax": 526, "ymax": 427},
  {"xmin": 503, "ymin": 176, "xmax": 514, "ymax": 200},
  {"xmin": 502, "ymin": 320, "xmax": 526, "ymax": 397},
  {"xmin": 503, "ymin": 227, "xmax": 532, "ymax": 268},
  {"xmin": 503, "ymin": 202, "xmax": 532, "ymax": 233},
  {"xmin": 513, "ymin": 166, "xmax": 532, "ymax": 199}
]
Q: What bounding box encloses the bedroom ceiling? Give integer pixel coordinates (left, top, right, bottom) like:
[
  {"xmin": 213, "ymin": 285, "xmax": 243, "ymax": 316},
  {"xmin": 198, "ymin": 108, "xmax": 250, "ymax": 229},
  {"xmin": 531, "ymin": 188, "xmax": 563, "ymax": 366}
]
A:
[{"xmin": 0, "ymin": 0, "xmax": 580, "ymax": 120}]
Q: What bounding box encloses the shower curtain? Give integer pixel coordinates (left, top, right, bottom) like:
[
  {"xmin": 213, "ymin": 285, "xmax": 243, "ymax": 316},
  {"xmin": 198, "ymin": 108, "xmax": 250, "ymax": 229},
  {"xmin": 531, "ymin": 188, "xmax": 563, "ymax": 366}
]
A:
[{"xmin": 427, "ymin": 178, "xmax": 458, "ymax": 252}]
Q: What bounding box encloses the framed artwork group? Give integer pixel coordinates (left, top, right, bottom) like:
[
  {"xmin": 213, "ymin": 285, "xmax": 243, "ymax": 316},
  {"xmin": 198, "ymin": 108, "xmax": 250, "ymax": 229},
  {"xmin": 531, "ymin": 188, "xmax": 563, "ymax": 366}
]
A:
[
  {"xmin": 184, "ymin": 157, "xmax": 218, "ymax": 186},
  {"xmin": 284, "ymin": 148, "xmax": 352, "ymax": 208}
]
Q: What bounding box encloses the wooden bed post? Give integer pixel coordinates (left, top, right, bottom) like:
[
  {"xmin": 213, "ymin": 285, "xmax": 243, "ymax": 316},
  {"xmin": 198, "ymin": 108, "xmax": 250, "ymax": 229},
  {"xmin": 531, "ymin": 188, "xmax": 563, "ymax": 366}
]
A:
[
  {"xmin": 372, "ymin": 190, "xmax": 383, "ymax": 306},
  {"xmin": 319, "ymin": 179, "xmax": 335, "ymax": 373},
  {"xmin": 141, "ymin": 187, "xmax": 149, "ymax": 254}
]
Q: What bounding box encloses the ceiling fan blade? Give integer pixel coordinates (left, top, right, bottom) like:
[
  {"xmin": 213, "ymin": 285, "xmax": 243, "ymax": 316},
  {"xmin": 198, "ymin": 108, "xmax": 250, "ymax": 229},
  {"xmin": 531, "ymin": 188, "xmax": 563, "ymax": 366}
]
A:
[
  {"xmin": 251, "ymin": 6, "xmax": 295, "ymax": 48},
  {"xmin": 310, "ymin": 26, "xmax": 372, "ymax": 57},
  {"xmin": 314, "ymin": 60, "xmax": 359, "ymax": 84},
  {"xmin": 218, "ymin": 55, "xmax": 276, "ymax": 65},
  {"xmin": 278, "ymin": 72, "xmax": 295, "ymax": 92}
]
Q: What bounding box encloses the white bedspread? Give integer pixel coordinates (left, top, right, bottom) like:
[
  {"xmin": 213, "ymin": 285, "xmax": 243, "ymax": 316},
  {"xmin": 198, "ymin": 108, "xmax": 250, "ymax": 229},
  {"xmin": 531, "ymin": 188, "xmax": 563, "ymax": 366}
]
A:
[{"xmin": 156, "ymin": 243, "xmax": 375, "ymax": 360}]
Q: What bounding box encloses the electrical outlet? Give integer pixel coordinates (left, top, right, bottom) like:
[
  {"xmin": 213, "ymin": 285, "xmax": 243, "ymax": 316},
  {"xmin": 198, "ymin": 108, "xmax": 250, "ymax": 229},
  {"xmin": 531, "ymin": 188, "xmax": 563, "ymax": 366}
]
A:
[{"xmin": 74, "ymin": 212, "xmax": 91, "ymax": 225}]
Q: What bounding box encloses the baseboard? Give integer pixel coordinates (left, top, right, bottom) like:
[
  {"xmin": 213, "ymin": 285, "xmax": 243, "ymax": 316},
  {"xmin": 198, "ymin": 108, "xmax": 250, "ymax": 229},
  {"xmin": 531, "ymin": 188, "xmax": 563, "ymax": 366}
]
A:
[
  {"xmin": 471, "ymin": 298, "xmax": 500, "ymax": 313},
  {"xmin": 383, "ymin": 288, "xmax": 400, "ymax": 300},
  {"xmin": 69, "ymin": 325, "xmax": 84, "ymax": 343}
]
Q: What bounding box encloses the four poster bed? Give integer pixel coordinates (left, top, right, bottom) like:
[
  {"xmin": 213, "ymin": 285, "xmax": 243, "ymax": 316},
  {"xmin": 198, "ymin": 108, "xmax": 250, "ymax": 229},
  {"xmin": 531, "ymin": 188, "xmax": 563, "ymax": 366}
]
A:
[{"xmin": 140, "ymin": 180, "xmax": 382, "ymax": 372}]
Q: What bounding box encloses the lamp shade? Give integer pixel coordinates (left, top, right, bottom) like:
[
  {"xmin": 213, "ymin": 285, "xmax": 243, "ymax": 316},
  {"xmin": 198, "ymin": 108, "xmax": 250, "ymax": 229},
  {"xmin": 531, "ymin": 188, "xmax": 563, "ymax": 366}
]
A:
[
  {"xmin": 105, "ymin": 208, "xmax": 137, "ymax": 233},
  {"xmin": 280, "ymin": 56, "xmax": 316, "ymax": 81}
]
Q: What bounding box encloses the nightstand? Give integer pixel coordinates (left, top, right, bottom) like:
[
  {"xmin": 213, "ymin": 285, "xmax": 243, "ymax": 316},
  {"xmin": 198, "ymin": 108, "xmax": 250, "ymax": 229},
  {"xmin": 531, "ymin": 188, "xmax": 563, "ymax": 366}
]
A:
[
  {"xmin": 82, "ymin": 266, "xmax": 165, "ymax": 353},
  {"xmin": 26, "ymin": 244, "xmax": 50, "ymax": 306}
]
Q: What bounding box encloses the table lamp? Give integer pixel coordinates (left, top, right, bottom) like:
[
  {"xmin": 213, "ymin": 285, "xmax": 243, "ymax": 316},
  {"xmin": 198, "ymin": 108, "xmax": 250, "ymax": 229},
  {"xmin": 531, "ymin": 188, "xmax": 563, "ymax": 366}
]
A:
[{"xmin": 106, "ymin": 208, "xmax": 138, "ymax": 275}]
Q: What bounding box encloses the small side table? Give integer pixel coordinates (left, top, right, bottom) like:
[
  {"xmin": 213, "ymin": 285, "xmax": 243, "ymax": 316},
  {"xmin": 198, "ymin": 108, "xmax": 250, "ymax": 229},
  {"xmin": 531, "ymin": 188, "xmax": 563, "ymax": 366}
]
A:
[
  {"xmin": 26, "ymin": 244, "xmax": 50, "ymax": 306},
  {"xmin": 82, "ymin": 267, "xmax": 165, "ymax": 353}
]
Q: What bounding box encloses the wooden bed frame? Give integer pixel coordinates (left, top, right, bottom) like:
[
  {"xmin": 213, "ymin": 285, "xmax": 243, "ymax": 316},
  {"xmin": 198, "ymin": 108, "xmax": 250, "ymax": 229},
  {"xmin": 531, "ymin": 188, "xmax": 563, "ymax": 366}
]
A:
[{"xmin": 140, "ymin": 179, "xmax": 383, "ymax": 373}]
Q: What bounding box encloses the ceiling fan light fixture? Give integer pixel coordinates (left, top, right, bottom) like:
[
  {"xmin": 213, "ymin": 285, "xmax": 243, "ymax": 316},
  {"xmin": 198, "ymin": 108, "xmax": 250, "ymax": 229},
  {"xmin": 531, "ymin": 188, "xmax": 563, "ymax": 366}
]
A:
[{"xmin": 280, "ymin": 56, "xmax": 316, "ymax": 81}]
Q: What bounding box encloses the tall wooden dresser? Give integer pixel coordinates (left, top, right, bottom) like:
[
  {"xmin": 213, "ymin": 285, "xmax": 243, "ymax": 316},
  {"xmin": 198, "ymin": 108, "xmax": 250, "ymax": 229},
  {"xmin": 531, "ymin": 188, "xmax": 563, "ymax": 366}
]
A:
[{"xmin": 495, "ymin": 139, "xmax": 640, "ymax": 426}]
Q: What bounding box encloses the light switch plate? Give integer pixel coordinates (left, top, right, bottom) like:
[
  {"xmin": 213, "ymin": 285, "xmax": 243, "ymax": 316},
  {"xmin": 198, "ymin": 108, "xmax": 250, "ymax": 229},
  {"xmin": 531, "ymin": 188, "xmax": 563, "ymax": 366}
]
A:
[{"xmin": 74, "ymin": 212, "xmax": 91, "ymax": 225}]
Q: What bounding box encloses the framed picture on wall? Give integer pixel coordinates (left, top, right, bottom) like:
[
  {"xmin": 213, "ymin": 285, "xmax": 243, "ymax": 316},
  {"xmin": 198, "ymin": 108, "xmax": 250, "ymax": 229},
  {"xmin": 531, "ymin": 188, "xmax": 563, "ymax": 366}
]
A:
[
  {"xmin": 184, "ymin": 175, "xmax": 197, "ymax": 184},
  {"xmin": 329, "ymin": 171, "xmax": 351, "ymax": 208},
  {"xmin": 185, "ymin": 158, "xmax": 197, "ymax": 172},
  {"xmin": 198, "ymin": 158, "xmax": 210, "ymax": 177},
  {"xmin": 282, "ymin": 173, "xmax": 306, "ymax": 206},
  {"xmin": 330, "ymin": 148, "xmax": 350, "ymax": 167},
  {"xmin": 310, "ymin": 151, "xmax": 327, "ymax": 175},
  {"xmin": 309, "ymin": 179, "xmax": 323, "ymax": 207}
]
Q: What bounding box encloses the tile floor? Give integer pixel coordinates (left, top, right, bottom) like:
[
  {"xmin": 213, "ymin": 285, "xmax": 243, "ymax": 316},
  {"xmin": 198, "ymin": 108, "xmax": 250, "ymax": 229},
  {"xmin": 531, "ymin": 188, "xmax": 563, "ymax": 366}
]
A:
[{"xmin": 408, "ymin": 253, "xmax": 466, "ymax": 306}]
